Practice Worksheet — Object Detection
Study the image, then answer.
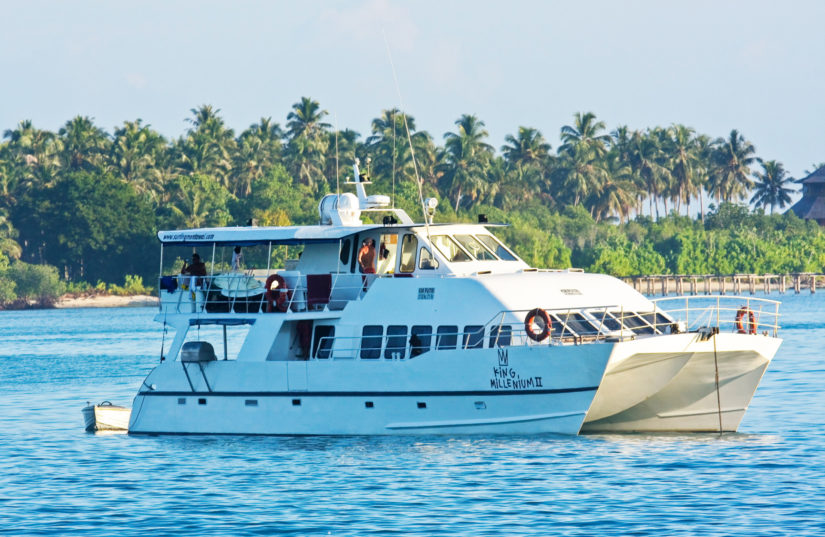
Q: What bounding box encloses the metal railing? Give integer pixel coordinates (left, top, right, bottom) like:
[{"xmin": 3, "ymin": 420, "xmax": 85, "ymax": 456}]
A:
[
  {"xmin": 651, "ymin": 295, "xmax": 781, "ymax": 337},
  {"xmin": 157, "ymin": 271, "xmax": 372, "ymax": 314},
  {"xmin": 309, "ymin": 296, "xmax": 781, "ymax": 361}
]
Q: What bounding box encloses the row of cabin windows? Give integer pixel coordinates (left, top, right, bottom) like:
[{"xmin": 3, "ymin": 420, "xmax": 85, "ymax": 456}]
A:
[
  {"xmin": 312, "ymin": 311, "xmax": 667, "ymax": 360},
  {"xmin": 358, "ymin": 324, "xmax": 513, "ymax": 360}
]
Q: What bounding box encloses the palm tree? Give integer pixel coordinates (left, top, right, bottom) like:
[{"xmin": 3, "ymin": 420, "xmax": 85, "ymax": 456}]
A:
[
  {"xmin": 58, "ymin": 116, "xmax": 110, "ymax": 172},
  {"xmin": 666, "ymin": 124, "xmax": 699, "ymax": 215},
  {"xmin": 4, "ymin": 120, "xmax": 61, "ymax": 190},
  {"xmin": 285, "ymin": 97, "xmax": 331, "ymax": 191},
  {"xmin": 178, "ymin": 105, "xmax": 236, "ymax": 189},
  {"xmin": 589, "ymin": 152, "xmax": 637, "ymax": 223},
  {"xmin": 750, "ymin": 159, "xmax": 794, "ymax": 213},
  {"xmin": 552, "ymin": 144, "xmax": 609, "ymax": 207},
  {"xmin": 559, "ymin": 112, "xmax": 611, "ymax": 158},
  {"xmin": 234, "ymin": 118, "xmax": 283, "ymax": 197},
  {"xmin": 628, "ymin": 130, "xmax": 667, "ymax": 219},
  {"xmin": 440, "ymin": 114, "xmax": 494, "ymax": 211},
  {"xmin": 709, "ymin": 129, "xmax": 756, "ymax": 203},
  {"xmin": 111, "ymin": 119, "xmax": 167, "ymax": 202}
]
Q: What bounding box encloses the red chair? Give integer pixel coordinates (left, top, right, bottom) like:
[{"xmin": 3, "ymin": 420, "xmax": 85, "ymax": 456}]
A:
[{"xmin": 306, "ymin": 274, "xmax": 332, "ymax": 310}]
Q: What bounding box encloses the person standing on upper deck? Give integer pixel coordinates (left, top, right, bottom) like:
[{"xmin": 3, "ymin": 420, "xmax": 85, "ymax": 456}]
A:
[{"xmin": 358, "ymin": 239, "xmax": 376, "ymax": 274}]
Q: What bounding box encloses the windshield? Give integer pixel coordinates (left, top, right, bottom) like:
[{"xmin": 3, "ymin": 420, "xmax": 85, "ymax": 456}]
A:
[
  {"xmin": 431, "ymin": 235, "xmax": 472, "ymax": 262},
  {"xmin": 454, "ymin": 234, "xmax": 498, "ymax": 261},
  {"xmin": 476, "ymin": 234, "xmax": 518, "ymax": 261}
]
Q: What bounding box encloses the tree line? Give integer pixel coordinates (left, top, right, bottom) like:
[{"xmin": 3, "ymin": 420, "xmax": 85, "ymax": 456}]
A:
[{"xmin": 0, "ymin": 97, "xmax": 822, "ymax": 305}]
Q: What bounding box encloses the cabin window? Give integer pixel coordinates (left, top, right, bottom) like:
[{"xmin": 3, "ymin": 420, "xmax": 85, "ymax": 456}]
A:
[
  {"xmin": 360, "ymin": 325, "xmax": 383, "ymax": 359},
  {"xmin": 399, "ymin": 234, "xmax": 418, "ymax": 273},
  {"xmin": 476, "ymin": 234, "xmax": 518, "ymax": 261},
  {"xmin": 594, "ymin": 311, "xmax": 623, "ymax": 331},
  {"xmin": 463, "ymin": 325, "xmax": 485, "ymax": 349},
  {"xmin": 419, "ymin": 247, "xmax": 438, "ymax": 270},
  {"xmin": 377, "ymin": 233, "xmax": 398, "ymax": 275},
  {"xmin": 454, "ymin": 235, "xmax": 498, "ymax": 261},
  {"xmin": 639, "ymin": 312, "xmax": 670, "ymax": 333},
  {"xmin": 410, "ymin": 325, "xmax": 432, "ymax": 357},
  {"xmin": 558, "ymin": 313, "xmax": 599, "ymax": 336},
  {"xmin": 611, "ymin": 312, "xmax": 657, "ymax": 335},
  {"xmin": 489, "ymin": 325, "xmax": 512, "ymax": 347},
  {"xmin": 339, "ymin": 239, "xmax": 351, "ymax": 266},
  {"xmin": 436, "ymin": 325, "xmax": 458, "ymax": 350},
  {"xmin": 431, "ymin": 235, "xmax": 472, "ymax": 262},
  {"xmin": 313, "ymin": 325, "xmax": 335, "ymax": 359},
  {"xmin": 385, "ymin": 325, "xmax": 408, "ymax": 359}
]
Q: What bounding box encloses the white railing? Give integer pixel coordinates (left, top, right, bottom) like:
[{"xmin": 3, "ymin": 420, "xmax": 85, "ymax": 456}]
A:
[{"xmin": 652, "ymin": 295, "xmax": 780, "ymax": 337}]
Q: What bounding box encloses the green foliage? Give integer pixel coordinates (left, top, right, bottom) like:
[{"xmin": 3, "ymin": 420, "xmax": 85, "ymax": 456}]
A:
[
  {"xmin": 0, "ymin": 104, "xmax": 820, "ymax": 293},
  {"xmin": 0, "ymin": 253, "xmax": 16, "ymax": 303},
  {"xmin": 108, "ymin": 274, "xmax": 152, "ymax": 296},
  {"xmin": 7, "ymin": 261, "xmax": 65, "ymax": 304}
]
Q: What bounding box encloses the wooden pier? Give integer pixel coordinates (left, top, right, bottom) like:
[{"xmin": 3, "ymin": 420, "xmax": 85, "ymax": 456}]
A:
[{"xmin": 623, "ymin": 273, "xmax": 824, "ymax": 296}]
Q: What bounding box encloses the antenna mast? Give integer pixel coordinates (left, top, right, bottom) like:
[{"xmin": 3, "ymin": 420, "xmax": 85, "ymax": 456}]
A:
[{"xmin": 382, "ymin": 30, "xmax": 429, "ymax": 235}]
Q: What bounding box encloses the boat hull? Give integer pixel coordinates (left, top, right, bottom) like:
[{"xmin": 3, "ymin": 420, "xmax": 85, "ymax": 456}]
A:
[
  {"xmin": 581, "ymin": 333, "xmax": 781, "ymax": 433},
  {"xmin": 128, "ymin": 343, "xmax": 612, "ymax": 436}
]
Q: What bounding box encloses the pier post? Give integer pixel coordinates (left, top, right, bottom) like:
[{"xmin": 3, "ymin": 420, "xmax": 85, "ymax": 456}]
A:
[
  {"xmin": 647, "ymin": 277, "xmax": 653, "ymax": 296},
  {"xmin": 690, "ymin": 277, "xmax": 697, "ymax": 295},
  {"xmin": 795, "ymin": 275, "xmax": 801, "ymax": 294},
  {"xmin": 749, "ymin": 275, "xmax": 755, "ymax": 295},
  {"xmin": 734, "ymin": 276, "xmax": 741, "ymax": 294},
  {"xmin": 720, "ymin": 276, "xmax": 726, "ymax": 295},
  {"xmin": 677, "ymin": 277, "xmax": 683, "ymax": 295},
  {"xmin": 704, "ymin": 276, "xmax": 710, "ymax": 295},
  {"xmin": 661, "ymin": 276, "xmax": 667, "ymax": 296},
  {"xmin": 765, "ymin": 276, "xmax": 771, "ymax": 294},
  {"xmin": 780, "ymin": 275, "xmax": 786, "ymax": 294},
  {"xmin": 812, "ymin": 275, "xmax": 817, "ymax": 294}
]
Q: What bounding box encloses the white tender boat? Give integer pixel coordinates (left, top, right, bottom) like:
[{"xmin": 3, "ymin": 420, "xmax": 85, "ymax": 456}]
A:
[
  {"xmin": 82, "ymin": 401, "xmax": 131, "ymax": 432},
  {"xmin": 128, "ymin": 165, "xmax": 781, "ymax": 435}
]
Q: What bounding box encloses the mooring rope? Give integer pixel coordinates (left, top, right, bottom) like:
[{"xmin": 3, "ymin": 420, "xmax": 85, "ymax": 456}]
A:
[{"xmin": 712, "ymin": 328, "xmax": 723, "ymax": 434}]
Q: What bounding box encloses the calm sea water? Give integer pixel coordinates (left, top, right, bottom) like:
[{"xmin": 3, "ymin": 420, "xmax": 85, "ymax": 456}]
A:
[{"xmin": 0, "ymin": 295, "xmax": 823, "ymax": 536}]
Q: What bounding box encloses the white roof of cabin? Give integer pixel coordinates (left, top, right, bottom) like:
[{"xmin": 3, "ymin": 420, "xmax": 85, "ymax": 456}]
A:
[{"xmin": 157, "ymin": 225, "xmax": 381, "ymax": 245}]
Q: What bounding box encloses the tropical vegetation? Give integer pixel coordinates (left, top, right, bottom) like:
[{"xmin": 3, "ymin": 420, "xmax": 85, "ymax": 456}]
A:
[{"xmin": 0, "ymin": 99, "xmax": 822, "ymax": 306}]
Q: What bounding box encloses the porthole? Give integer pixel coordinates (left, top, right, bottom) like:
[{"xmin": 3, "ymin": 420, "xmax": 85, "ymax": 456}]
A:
[
  {"xmin": 292, "ymin": 399, "xmax": 301, "ymax": 406},
  {"xmin": 417, "ymin": 402, "xmax": 427, "ymax": 409},
  {"xmin": 198, "ymin": 398, "xmax": 206, "ymax": 405},
  {"xmin": 245, "ymin": 399, "xmax": 258, "ymax": 407},
  {"xmin": 177, "ymin": 398, "xmax": 186, "ymax": 405},
  {"xmin": 365, "ymin": 401, "xmax": 374, "ymax": 408}
]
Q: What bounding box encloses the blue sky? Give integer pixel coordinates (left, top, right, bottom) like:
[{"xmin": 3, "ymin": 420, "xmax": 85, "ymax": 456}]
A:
[{"xmin": 2, "ymin": 0, "xmax": 823, "ymax": 181}]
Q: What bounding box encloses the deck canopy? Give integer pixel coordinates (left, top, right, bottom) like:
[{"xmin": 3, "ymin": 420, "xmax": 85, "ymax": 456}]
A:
[{"xmin": 157, "ymin": 225, "xmax": 383, "ymax": 246}]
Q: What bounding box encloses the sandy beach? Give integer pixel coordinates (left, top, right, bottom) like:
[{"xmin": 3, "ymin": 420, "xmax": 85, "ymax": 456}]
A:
[{"xmin": 54, "ymin": 294, "xmax": 159, "ymax": 309}]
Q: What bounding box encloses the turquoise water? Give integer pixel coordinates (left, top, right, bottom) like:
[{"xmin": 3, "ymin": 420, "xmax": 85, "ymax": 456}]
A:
[{"xmin": 0, "ymin": 295, "xmax": 823, "ymax": 536}]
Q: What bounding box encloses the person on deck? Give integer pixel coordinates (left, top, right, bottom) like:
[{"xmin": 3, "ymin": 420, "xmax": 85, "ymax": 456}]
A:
[
  {"xmin": 358, "ymin": 239, "xmax": 376, "ymax": 274},
  {"xmin": 231, "ymin": 246, "xmax": 243, "ymax": 271},
  {"xmin": 182, "ymin": 253, "xmax": 207, "ymax": 277}
]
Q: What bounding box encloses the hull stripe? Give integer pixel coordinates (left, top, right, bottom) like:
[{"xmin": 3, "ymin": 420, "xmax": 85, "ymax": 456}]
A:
[{"xmin": 138, "ymin": 387, "xmax": 598, "ymax": 397}]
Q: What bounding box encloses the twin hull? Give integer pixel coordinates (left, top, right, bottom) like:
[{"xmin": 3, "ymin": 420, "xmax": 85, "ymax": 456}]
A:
[
  {"xmin": 582, "ymin": 333, "xmax": 781, "ymax": 432},
  {"xmin": 129, "ymin": 343, "xmax": 612, "ymax": 436}
]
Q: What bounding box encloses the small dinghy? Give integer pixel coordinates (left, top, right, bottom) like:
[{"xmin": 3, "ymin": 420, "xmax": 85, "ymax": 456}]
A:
[{"xmin": 82, "ymin": 401, "xmax": 131, "ymax": 432}]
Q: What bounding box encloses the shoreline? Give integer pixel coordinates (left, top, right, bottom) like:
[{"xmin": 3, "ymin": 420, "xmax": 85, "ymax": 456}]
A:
[{"xmin": 54, "ymin": 294, "xmax": 159, "ymax": 309}]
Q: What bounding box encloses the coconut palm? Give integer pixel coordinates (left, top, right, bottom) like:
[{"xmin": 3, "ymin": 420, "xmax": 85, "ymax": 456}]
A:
[
  {"xmin": 58, "ymin": 116, "xmax": 110, "ymax": 172},
  {"xmin": 553, "ymin": 144, "xmax": 609, "ymax": 207},
  {"xmin": 589, "ymin": 153, "xmax": 637, "ymax": 223},
  {"xmin": 178, "ymin": 105, "xmax": 236, "ymax": 189},
  {"xmin": 750, "ymin": 159, "xmax": 794, "ymax": 213},
  {"xmin": 285, "ymin": 97, "xmax": 331, "ymax": 191},
  {"xmin": 111, "ymin": 119, "xmax": 167, "ymax": 202},
  {"xmin": 440, "ymin": 114, "xmax": 494, "ymax": 211},
  {"xmin": 628, "ymin": 131, "xmax": 667, "ymax": 219},
  {"xmin": 559, "ymin": 112, "xmax": 611, "ymax": 158},
  {"xmin": 709, "ymin": 129, "xmax": 756, "ymax": 203},
  {"xmin": 234, "ymin": 118, "xmax": 284, "ymax": 197},
  {"xmin": 665, "ymin": 124, "xmax": 700, "ymax": 215}
]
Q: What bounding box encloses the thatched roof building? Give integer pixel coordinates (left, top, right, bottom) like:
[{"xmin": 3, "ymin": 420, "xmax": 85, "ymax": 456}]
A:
[{"xmin": 788, "ymin": 166, "xmax": 825, "ymax": 225}]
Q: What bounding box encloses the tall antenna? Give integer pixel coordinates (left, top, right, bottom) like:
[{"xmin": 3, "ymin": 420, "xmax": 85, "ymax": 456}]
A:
[
  {"xmin": 382, "ymin": 30, "xmax": 429, "ymax": 234},
  {"xmin": 334, "ymin": 113, "xmax": 340, "ymax": 197},
  {"xmin": 392, "ymin": 109, "xmax": 396, "ymax": 208}
]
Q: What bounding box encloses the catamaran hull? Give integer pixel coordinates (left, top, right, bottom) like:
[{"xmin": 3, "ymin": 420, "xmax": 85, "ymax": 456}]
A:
[
  {"xmin": 128, "ymin": 343, "xmax": 611, "ymax": 436},
  {"xmin": 581, "ymin": 334, "xmax": 781, "ymax": 433}
]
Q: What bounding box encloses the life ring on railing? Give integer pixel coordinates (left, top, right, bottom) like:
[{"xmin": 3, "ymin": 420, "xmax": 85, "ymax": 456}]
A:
[
  {"xmin": 735, "ymin": 306, "xmax": 757, "ymax": 334},
  {"xmin": 265, "ymin": 274, "xmax": 290, "ymax": 313},
  {"xmin": 524, "ymin": 308, "xmax": 552, "ymax": 342}
]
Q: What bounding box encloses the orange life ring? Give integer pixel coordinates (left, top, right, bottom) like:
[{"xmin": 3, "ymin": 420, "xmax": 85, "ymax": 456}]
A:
[
  {"xmin": 265, "ymin": 274, "xmax": 290, "ymax": 313},
  {"xmin": 525, "ymin": 308, "xmax": 552, "ymax": 342},
  {"xmin": 735, "ymin": 307, "xmax": 757, "ymax": 334}
]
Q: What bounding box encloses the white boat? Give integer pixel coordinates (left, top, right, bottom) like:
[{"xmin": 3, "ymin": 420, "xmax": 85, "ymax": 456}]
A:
[
  {"xmin": 128, "ymin": 164, "xmax": 781, "ymax": 435},
  {"xmin": 82, "ymin": 401, "xmax": 131, "ymax": 432}
]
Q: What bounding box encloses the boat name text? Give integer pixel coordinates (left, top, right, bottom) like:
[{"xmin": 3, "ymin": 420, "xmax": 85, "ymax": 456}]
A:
[{"xmin": 490, "ymin": 366, "xmax": 543, "ymax": 390}]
